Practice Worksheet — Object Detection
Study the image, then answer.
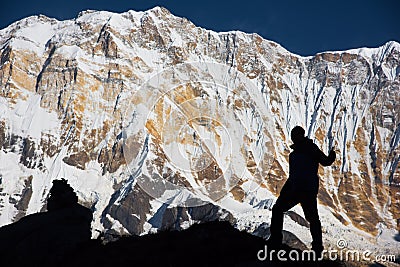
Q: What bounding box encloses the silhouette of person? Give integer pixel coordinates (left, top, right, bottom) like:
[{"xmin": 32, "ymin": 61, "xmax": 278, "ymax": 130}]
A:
[
  {"xmin": 0, "ymin": 178, "xmax": 93, "ymax": 266},
  {"xmin": 268, "ymin": 126, "xmax": 336, "ymax": 255}
]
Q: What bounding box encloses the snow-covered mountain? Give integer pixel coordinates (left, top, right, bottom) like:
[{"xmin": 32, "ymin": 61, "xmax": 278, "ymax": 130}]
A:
[{"xmin": 0, "ymin": 6, "xmax": 399, "ymax": 257}]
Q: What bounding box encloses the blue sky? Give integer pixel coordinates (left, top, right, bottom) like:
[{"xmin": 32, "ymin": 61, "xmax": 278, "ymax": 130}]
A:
[{"xmin": 1, "ymin": 0, "xmax": 399, "ymax": 56}]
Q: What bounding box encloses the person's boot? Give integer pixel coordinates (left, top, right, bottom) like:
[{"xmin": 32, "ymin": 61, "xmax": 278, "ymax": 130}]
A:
[{"xmin": 311, "ymin": 244, "xmax": 324, "ymax": 260}]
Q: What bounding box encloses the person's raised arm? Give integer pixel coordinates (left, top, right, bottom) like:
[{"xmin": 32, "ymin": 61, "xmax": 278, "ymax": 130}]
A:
[{"xmin": 314, "ymin": 144, "xmax": 336, "ymax": 166}]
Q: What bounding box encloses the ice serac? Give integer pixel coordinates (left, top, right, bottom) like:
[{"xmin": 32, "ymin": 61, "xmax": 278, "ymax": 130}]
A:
[{"xmin": 0, "ymin": 6, "xmax": 399, "ymax": 254}]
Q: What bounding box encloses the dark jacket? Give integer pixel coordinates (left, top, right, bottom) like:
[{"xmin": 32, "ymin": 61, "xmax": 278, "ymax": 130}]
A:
[{"xmin": 287, "ymin": 137, "xmax": 336, "ymax": 194}]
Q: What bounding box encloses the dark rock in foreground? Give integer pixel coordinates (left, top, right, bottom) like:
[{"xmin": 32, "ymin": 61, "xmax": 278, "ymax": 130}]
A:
[
  {"xmin": 65, "ymin": 221, "xmax": 345, "ymax": 267},
  {"xmin": 0, "ymin": 210, "xmax": 348, "ymax": 267}
]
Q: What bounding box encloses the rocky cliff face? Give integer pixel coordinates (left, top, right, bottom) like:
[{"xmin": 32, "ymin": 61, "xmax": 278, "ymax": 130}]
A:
[{"xmin": 0, "ymin": 7, "xmax": 399, "ymax": 254}]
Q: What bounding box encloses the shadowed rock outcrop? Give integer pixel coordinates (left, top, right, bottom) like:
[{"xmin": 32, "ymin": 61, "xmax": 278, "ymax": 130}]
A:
[
  {"xmin": 0, "ymin": 179, "xmax": 92, "ymax": 267},
  {"xmin": 62, "ymin": 221, "xmax": 345, "ymax": 267}
]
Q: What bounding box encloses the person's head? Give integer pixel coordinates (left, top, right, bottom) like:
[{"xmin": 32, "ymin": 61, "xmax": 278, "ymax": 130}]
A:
[{"xmin": 291, "ymin": 126, "xmax": 305, "ymax": 144}]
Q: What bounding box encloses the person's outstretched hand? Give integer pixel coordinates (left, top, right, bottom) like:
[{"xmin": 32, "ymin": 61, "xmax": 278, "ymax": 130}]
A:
[{"xmin": 329, "ymin": 146, "xmax": 336, "ymax": 160}]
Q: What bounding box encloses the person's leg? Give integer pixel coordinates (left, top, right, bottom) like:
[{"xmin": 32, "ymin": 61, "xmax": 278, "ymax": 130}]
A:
[
  {"xmin": 269, "ymin": 184, "xmax": 299, "ymax": 246},
  {"xmin": 300, "ymin": 194, "xmax": 323, "ymax": 253}
]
